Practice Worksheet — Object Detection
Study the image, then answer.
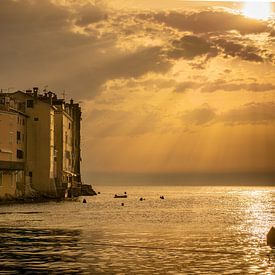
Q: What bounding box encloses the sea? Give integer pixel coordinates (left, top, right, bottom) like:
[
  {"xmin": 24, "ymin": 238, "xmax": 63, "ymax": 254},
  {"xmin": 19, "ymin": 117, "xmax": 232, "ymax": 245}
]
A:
[{"xmin": 0, "ymin": 185, "xmax": 274, "ymax": 274}]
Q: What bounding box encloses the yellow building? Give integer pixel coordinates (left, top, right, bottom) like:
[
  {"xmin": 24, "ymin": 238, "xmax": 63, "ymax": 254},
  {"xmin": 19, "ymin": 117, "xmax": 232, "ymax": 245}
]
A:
[
  {"xmin": 53, "ymin": 98, "xmax": 82, "ymax": 197},
  {"xmin": 53, "ymin": 98, "xmax": 74, "ymax": 196},
  {"xmin": 0, "ymin": 95, "xmax": 26, "ymax": 199},
  {"xmin": 10, "ymin": 90, "xmax": 57, "ymax": 197},
  {"xmin": 0, "ymin": 88, "xmax": 82, "ymax": 200}
]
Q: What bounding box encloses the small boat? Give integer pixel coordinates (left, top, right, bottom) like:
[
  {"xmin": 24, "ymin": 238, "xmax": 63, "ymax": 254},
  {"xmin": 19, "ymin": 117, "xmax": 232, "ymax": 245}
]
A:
[{"xmin": 114, "ymin": 194, "xmax": 127, "ymax": 198}]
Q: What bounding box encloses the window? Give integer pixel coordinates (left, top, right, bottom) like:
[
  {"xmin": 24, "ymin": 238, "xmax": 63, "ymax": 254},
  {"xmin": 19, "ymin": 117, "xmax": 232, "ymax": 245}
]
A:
[
  {"xmin": 17, "ymin": 131, "xmax": 21, "ymax": 142},
  {"xmin": 29, "ymin": 171, "xmax": 32, "ymax": 183},
  {"xmin": 26, "ymin": 100, "xmax": 34, "ymax": 108},
  {"xmin": 69, "ymin": 123, "xmax": 71, "ymax": 129},
  {"xmin": 18, "ymin": 102, "xmax": 26, "ymax": 112},
  {"xmin": 9, "ymin": 132, "xmax": 13, "ymax": 145},
  {"xmin": 0, "ymin": 172, "xmax": 2, "ymax": 186},
  {"xmin": 22, "ymin": 119, "xmax": 25, "ymax": 125},
  {"xmin": 17, "ymin": 150, "xmax": 24, "ymax": 159}
]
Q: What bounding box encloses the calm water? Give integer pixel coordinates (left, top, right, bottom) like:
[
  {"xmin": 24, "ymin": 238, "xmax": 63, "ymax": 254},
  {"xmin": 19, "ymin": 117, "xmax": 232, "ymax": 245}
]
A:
[{"xmin": 0, "ymin": 185, "xmax": 274, "ymax": 274}]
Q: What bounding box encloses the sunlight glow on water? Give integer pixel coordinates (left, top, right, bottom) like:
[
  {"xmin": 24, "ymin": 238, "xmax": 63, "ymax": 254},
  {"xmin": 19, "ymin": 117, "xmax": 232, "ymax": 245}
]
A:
[{"xmin": 0, "ymin": 186, "xmax": 274, "ymax": 274}]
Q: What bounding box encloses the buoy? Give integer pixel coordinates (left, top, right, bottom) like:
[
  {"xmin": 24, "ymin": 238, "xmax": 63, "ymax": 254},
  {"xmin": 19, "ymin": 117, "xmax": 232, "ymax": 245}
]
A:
[
  {"xmin": 98, "ymin": 191, "xmax": 101, "ymax": 194},
  {"xmin": 139, "ymin": 197, "xmax": 143, "ymax": 201},
  {"xmin": 267, "ymin": 226, "xmax": 275, "ymax": 247},
  {"xmin": 124, "ymin": 191, "xmax": 127, "ymax": 194},
  {"xmin": 121, "ymin": 203, "xmax": 124, "ymax": 206},
  {"xmin": 83, "ymin": 198, "xmax": 87, "ymax": 203},
  {"xmin": 160, "ymin": 196, "xmax": 164, "ymax": 199}
]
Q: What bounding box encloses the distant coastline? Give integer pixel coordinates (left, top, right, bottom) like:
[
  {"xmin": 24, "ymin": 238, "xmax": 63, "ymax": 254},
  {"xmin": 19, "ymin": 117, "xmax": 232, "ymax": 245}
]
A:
[{"xmin": 87, "ymin": 171, "xmax": 275, "ymax": 186}]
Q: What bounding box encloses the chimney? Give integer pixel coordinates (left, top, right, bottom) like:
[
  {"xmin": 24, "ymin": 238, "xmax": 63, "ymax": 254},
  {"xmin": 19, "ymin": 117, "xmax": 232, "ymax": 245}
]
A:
[
  {"xmin": 48, "ymin": 91, "xmax": 53, "ymax": 105},
  {"xmin": 70, "ymin": 99, "xmax": 74, "ymax": 105},
  {"xmin": 33, "ymin": 87, "xmax": 39, "ymax": 98}
]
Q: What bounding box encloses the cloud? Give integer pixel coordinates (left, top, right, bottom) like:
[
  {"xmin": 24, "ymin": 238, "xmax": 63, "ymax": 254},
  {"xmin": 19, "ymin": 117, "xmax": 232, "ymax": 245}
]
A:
[
  {"xmin": 74, "ymin": 4, "xmax": 108, "ymax": 26},
  {"xmin": 202, "ymin": 80, "xmax": 275, "ymax": 93},
  {"xmin": 182, "ymin": 105, "xmax": 217, "ymax": 125},
  {"xmin": 104, "ymin": 46, "xmax": 171, "ymax": 78},
  {"xmin": 166, "ymin": 34, "xmax": 272, "ymax": 64},
  {"xmin": 214, "ymin": 39, "xmax": 265, "ymax": 63},
  {"xmin": 220, "ymin": 102, "xmax": 275, "ymax": 125},
  {"xmin": 173, "ymin": 81, "xmax": 200, "ymax": 93},
  {"xmin": 174, "ymin": 79, "xmax": 275, "ymax": 94},
  {"xmin": 151, "ymin": 10, "xmax": 273, "ymax": 63},
  {"xmin": 154, "ymin": 10, "xmax": 269, "ymax": 34},
  {"xmin": 168, "ymin": 35, "xmax": 216, "ymax": 60},
  {"xmin": 0, "ymin": 0, "xmax": 172, "ymax": 99},
  {"xmin": 71, "ymin": 46, "xmax": 172, "ymax": 98},
  {"xmin": 0, "ymin": 0, "xmax": 100, "ymax": 82},
  {"xmin": 0, "ymin": 0, "xmax": 72, "ymax": 35},
  {"xmin": 181, "ymin": 102, "xmax": 275, "ymax": 128},
  {"xmin": 0, "ymin": 0, "xmax": 274, "ymax": 101}
]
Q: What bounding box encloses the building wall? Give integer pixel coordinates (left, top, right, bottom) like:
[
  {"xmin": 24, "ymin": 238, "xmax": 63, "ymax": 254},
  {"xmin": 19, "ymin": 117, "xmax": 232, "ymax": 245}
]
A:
[
  {"xmin": 54, "ymin": 106, "xmax": 73, "ymax": 193},
  {"xmin": 0, "ymin": 111, "xmax": 17, "ymax": 162},
  {"xmin": 63, "ymin": 112, "xmax": 73, "ymax": 176},
  {"xmin": 0, "ymin": 108, "xmax": 26, "ymax": 198},
  {"xmin": 12, "ymin": 92, "xmax": 56, "ymax": 196},
  {"xmin": 71, "ymin": 103, "xmax": 81, "ymax": 183},
  {"xmin": 25, "ymin": 100, "xmax": 56, "ymax": 195},
  {"xmin": 0, "ymin": 90, "xmax": 82, "ymax": 200},
  {"xmin": 0, "ymin": 171, "xmax": 16, "ymax": 198}
]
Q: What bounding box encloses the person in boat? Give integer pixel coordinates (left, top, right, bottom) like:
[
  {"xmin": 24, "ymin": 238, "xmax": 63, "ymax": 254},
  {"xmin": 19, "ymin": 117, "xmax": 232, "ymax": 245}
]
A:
[
  {"xmin": 267, "ymin": 226, "xmax": 275, "ymax": 247},
  {"xmin": 114, "ymin": 194, "xmax": 127, "ymax": 198}
]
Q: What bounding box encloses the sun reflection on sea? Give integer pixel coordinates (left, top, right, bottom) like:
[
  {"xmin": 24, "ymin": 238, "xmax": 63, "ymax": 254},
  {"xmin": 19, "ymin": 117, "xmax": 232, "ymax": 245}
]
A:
[{"xmin": 243, "ymin": 190, "xmax": 273, "ymax": 237}]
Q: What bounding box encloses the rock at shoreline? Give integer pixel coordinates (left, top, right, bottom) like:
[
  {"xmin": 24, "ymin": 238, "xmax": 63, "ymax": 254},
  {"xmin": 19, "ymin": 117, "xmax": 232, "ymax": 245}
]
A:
[{"xmin": 81, "ymin": 184, "xmax": 97, "ymax": 196}]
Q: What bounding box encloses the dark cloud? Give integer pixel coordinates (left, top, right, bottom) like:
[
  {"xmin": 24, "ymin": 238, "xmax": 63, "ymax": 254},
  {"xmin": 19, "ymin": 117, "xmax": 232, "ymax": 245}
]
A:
[
  {"xmin": 0, "ymin": 0, "xmax": 171, "ymax": 99},
  {"xmin": 154, "ymin": 10, "xmax": 269, "ymax": 34},
  {"xmin": 67, "ymin": 46, "xmax": 171, "ymax": 98},
  {"xmin": 0, "ymin": 0, "xmax": 100, "ymax": 90},
  {"xmin": 166, "ymin": 34, "xmax": 270, "ymax": 64},
  {"xmin": 220, "ymin": 102, "xmax": 275, "ymax": 125},
  {"xmin": 104, "ymin": 46, "xmax": 170, "ymax": 78},
  {"xmin": 182, "ymin": 105, "xmax": 216, "ymax": 125},
  {"xmin": 152, "ymin": 10, "xmax": 273, "ymax": 63},
  {"xmin": 0, "ymin": 0, "xmax": 273, "ymax": 100},
  {"xmin": 168, "ymin": 35, "xmax": 216, "ymax": 59},
  {"xmin": 214, "ymin": 39, "xmax": 265, "ymax": 62},
  {"xmin": 0, "ymin": 0, "xmax": 70, "ymax": 35},
  {"xmin": 75, "ymin": 4, "xmax": 108, "ymax": 26}
]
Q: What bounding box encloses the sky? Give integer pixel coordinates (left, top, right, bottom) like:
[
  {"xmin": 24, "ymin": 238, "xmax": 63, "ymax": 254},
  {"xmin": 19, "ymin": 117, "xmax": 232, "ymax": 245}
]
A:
[{"xmin": 0, "ymin": 0, "xmax": 275, "ymax": 183}]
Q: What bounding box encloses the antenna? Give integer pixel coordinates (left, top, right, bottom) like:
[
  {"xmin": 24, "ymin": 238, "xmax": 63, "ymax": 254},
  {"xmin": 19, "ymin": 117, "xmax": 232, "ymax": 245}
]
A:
[{"xmin": 62, "ymin": 90, "xmax": 67, "ymax": 100}]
